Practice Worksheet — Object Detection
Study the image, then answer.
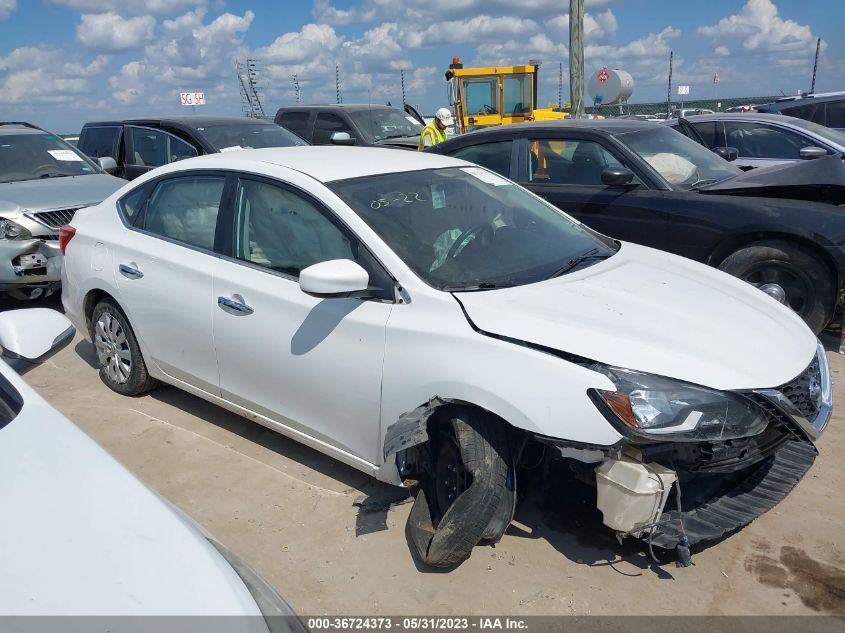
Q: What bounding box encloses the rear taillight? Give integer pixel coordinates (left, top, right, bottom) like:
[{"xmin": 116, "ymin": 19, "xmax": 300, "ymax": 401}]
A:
[{"xmin": 59, "ymin": 225, "xmax": 76, "ymax": 255}]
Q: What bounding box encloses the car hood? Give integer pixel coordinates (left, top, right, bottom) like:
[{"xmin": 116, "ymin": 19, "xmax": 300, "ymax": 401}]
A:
[
  {"xmin": 699, "ymin": 154, "xmax": 845, "ymax": 191},
  {"xmin": 455, "ymin": 242, "xmax": 816, "ymax": 391},
  {"xmin": 0, "ymin": 368, "xmax": 264, "ymax": 616},
  {"xmin": 0, "ymin": 173, "xmax": 126, "ymax": 215},
  {"xmin": 373, "ymin": 135, "xmax": 420, "ymax": 149}
]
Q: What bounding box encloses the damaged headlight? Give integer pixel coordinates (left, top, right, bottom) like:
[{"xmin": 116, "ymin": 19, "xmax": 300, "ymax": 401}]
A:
[
  {"xmin": 0, "ymin": 219, "xmax": 31, "ymax": 240},
  {"xmin": 589, "ymin": 365, "xmax": 768, "ymax": 442}
]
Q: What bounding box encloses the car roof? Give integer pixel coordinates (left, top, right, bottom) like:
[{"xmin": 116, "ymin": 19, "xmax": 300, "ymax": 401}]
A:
[
  {"xmin": 439, "ymin": 118, "xmax": 658, "ymax": 143},
  {"xmin": 173, "ymin": 146, "xmax": 468, "ymax": 182},
  {"xmin": 0, "ymin": 127, "xmax": 45, "ymax": 136},
  {"xmin": 276, "ymin": 104, "xmax": 401, "ymax": 113},
  {"xmin": 83, "ymin": 116, "xmax": 277, "ymax": 128},
  {"xmin": 667, "ymin": 112, "xmax": 805, "ymax": 124},
  {"xmin": 759, "ymin": 94, "xmax": 845, "ymax": 112}
]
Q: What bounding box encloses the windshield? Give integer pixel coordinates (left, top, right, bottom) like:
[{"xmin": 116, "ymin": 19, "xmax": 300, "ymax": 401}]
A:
[
  {"xmin": 196, "ymin": 123, "xmax": 308, "ymax": 151},
  {"xmin": 618, "ymin": 126, "xmax": 741, "ymax": 190},
  {"xmin": 0, "ymin": 132, "xmax": 100, "ymax": 183},
  {"xmin": 329, "ymin": 167, "xmax": 616, "ymax": 291},
  {"xmin": 789, "ymin": 117, "xmax": 845, "ymax": 147},
  {"xmin": 348, "ymin": 109, "xmax": 423, "ymax": 142}
]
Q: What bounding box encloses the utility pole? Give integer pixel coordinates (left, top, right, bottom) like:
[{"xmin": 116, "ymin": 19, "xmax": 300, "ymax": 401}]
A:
[
  {"xmin": 810, "ymin": 37, "xmax": 821, "ymax": 94},
  {"xmin": 401, "ymin": 69, "xmax": 406, "ymax": 105},
  {"xmin": 568, "ymin": 0, "xmax": 585, "ymax": 118},
  {"xmin": 666, "ymin": 51, "xmax": 674, "ymax": 117},
  {"xmin": 558, "ymin": 61, "xmax": 563, "ymax": 110},
  {"xmin": 335, "ymin": 65, "xmax": 342, "ymax": 104},
  {"xmin": 292, "ymin": 73, "xmax": 301, "ymax": 104}
]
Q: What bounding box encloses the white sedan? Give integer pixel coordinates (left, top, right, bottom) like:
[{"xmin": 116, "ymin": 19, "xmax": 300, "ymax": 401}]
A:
[
  {"xmin": 0, "ymin": 308, "xmax": 302, "ymax": 626},
  {"xmin": 61, "ymin": 147, "xmax": 831, "ymax": 567}
]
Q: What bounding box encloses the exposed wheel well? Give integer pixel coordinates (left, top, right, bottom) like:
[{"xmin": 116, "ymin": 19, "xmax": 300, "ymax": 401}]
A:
[
  {"xmin": 82, "ymin": 288, "xmax": 117, "ymax": 334},
  {"xmin": 708, "ymin": 232, "xmax": 840, "ymax": 296}
]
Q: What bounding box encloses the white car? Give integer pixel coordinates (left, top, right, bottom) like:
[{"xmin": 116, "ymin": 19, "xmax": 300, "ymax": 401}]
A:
[
  {"xmin": 0, "ymin": 308, "xmax": 303, "ymax": 627},
  {"xmin": 61, "ymin": 147, "xmax": 831, "ymax": 567}
]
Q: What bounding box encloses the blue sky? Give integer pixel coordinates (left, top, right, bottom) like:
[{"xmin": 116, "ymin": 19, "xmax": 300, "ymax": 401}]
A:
[{"xmin": 1, "ymin": 0, "xmax": 843, "ymax": 133}]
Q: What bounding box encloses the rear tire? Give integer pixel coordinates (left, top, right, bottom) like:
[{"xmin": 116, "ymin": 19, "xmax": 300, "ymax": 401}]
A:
[
  {"xmin": 717, "ymin": 240, "xmax": 834, "ymax": 334},
  {"xmin": 90, "ymin": 298, "xmax": 157, "ymax": 396},
  {"xmin": 408, "ymin": 408, "xmax": 512, "ymax": 568}
]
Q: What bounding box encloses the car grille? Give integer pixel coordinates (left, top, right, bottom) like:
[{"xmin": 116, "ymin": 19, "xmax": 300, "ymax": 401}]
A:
[
  {"xmin": 24, "ymin": 208, "xmax": 79, "ymax": 231},
  {"xmin": 780, "ymin": 356, "xmax": 822, "ymax": 420}
]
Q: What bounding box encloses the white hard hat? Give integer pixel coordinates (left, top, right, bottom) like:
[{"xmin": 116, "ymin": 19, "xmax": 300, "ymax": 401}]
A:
[{"xmin": 435, "ymin": 107, "xmax": 454, "ymax": 126}]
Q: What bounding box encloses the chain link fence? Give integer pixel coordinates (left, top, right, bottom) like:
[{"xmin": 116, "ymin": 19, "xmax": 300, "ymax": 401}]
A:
[{"xmin": 586, "ymin": 95, "xmax": 782, "ymax": 118}]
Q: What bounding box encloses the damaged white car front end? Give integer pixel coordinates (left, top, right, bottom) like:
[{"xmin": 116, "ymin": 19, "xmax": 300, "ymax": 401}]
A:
[
  {"xmin": 0, "ymin": 124, "xmax": 124, "ymax": 299},
  {"xmin": 0, "ymin": 208, "xmax": 71, "ymax": 298}
]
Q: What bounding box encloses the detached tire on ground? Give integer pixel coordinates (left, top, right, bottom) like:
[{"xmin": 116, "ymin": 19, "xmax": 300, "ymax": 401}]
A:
[
  {"xmin": 90, "ymin": 298, "xmax": 158, "ymax": 396},
  {"xmin": 407, "ymin": 407, "xmax": 513, "ymax": 568},
  {"xmin": 717, "ymin": 240, "xmax": 834, "ymax": 334}
]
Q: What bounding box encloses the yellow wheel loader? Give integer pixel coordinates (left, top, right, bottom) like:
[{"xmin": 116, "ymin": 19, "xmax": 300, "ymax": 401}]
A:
[{"xmin": 445, "ymin": 58, "xmax": 568, "ymax": 134}]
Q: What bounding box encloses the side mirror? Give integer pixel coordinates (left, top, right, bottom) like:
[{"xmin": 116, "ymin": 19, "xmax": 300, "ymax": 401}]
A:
[
  {"xmin": 330, "ymin": 132, "xmax": 355, "ymax": 146},
  {"xmin": 0, "ymin": 309, "xmax": 75, "ymax": 374},
  {"xmin": 799, "ymin": 146, "xmax": 827, "ymax": 160},
  {"xmin": 712, "ymin": 146, "xmax": 739, "ymax": 162},
  {"xmin": 601, "ymin": 167, "xmax": 636, "ymax": 187},
  {"xmin": 299, "ymin": 259, "xmax": 369, "ymax": 298},
  {"xmin": 97, "ymin": 156, "xmax": 118, "ymax": 174}
]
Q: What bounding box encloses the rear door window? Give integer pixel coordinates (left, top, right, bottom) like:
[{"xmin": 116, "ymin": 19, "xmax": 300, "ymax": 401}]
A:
[
  {"xmin": 277, "ymin": 112, "xmax": 311, "ymax": 139},
  {"xmin": 825, "ymin": 101, "xmax": 845, "ymax": 128},
  {"xmin": 126, "ymin": 126, "xmax": 198, "ymax": 168},
  {"xmin": 79, "ymin": 126, "xmax": 120, "ymax": 158},
  {"xmin": 690, "ymin": 121, "xmax": 724, "ymax": 148},
  {"xmin": 448, "ymin": 141, "xmax": 514, "ymax": 178},
  {"xmin": 140, "ymin": 176, "xmax": 225, "ymax": 251}
]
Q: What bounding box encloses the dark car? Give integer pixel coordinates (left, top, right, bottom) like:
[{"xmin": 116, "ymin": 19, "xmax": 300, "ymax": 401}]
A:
[
  {"xmin": 665, "ymin": 112, "xmax": 845, "ymax": 171},
  {"xmin": 274, "ymin": 104, "xmax": 425, "ymax": 150},
  {"xmin": 77, "ymin": 116, "xmax": 307, "ymax": 180},
  {"xmin": 430, "ymin": 119, "xmax": 845, "ymax": 333},
  {"xmin": 757, "ymin": 94, "xmax": 845, "ymax": 131}
]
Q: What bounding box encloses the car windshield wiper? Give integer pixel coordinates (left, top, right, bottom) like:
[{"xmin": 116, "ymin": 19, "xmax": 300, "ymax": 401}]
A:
[
  {"xmin": 442, "ymin": 281, "xmax": 516, "ymax": 292},
  {"xmin": 689, "ymin": 178, "xmax": 722, "ymax": 189},
  {"xmin": 547, "ymin": 248, "xmax": 614, "ymax": 279}
]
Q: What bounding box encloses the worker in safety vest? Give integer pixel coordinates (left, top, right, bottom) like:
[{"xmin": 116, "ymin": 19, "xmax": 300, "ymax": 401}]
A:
[{"xmin": 418, "ymin": 108, "xmax": 453, "ymax": 151}]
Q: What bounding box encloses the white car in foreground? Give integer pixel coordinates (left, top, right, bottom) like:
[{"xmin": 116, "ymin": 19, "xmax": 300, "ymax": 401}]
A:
[
  {"xmin": 0, "ymin": 308, "xmax": 303, "ymax": 628},
  {"xmin": 61, "ymin": 147, "xmax": 831, "ymax": 568}
]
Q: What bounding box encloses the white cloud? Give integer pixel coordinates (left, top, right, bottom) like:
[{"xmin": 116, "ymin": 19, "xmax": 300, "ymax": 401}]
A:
[
  {"xmin": 714, "ymin": 46, "xmax": 730, "ymax": 57},
  {"xmin": 76, "ymin": 12, "xmax": 155, "ymax": 51},
  {"xmin": 0, "ymin": 0, "xmax": 16, "ymax": 20},
  {"xmin": 548, "ymin": 9, "xmax": 618, "ymax": 41},
  {"xmin": 105, "ymin": 8, "xmax": 254, "ymax": 106},
  {"xmin": 0, "ymin": 46, "xmax": 107, "ymax": 104},
  {"xmin": 697, "ymin": 0, "xmax": 819, "ymax": 53},
  {"xmin": 313, "ymin": 0, "xmax": 614, "ymax": 25},
  {"xmin": 49, "ymin": 0, "xmax": 204, "ymax": 15}
]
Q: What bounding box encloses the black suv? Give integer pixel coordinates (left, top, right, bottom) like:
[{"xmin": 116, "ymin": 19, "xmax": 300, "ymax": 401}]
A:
[
  {"xmin": 274, "ymin": 104, "xmax": 425, "ymax": 150},
  {"xmin": 77, "ymin": 116, "xmax": 307, "ymax": 180},
  {"xmin": 758, "ymin": 94, "xmax": 845, "ymax": 131}
]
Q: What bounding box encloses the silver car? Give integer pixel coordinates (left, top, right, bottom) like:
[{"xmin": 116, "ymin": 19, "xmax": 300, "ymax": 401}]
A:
[
  {"xmin": 667, "ymin": 112, "xmax": 845, "ymax": 170},
  {"xmin": 0, "ymin": 122, "xmax": 124, "ymax": 299}
]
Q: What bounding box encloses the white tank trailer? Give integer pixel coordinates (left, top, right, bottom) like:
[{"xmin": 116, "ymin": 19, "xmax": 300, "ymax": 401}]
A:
[{"xmin": 588, "ymin": 68, "xmax": 634, "ymax": 107}]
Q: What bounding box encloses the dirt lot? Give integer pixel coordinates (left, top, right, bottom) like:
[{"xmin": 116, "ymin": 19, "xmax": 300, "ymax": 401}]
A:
[{"xmin": 19, "ymin": 296, "xmax": 845, "ymax": 617}]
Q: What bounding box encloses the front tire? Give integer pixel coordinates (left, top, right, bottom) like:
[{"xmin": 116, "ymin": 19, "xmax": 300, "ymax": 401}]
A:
[
  {"xmin": 408, "ymin": 408, "xmax": 512, "ymax": 568},
  {"xmin": 717, "ymin": 240, "xmax": 834, "ymax": 334},
  {"xmin": 90, "ymin": 299, "xmax": 157, "ymax": 396}
]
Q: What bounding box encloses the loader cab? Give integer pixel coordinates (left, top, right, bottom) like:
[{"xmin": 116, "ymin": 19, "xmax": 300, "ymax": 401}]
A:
[{"xmin": 446, "ymin": 58, "xmax": 567, "ymax": 134}]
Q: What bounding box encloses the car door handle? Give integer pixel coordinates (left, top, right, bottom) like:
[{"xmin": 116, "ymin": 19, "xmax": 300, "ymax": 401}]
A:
[
  {"xmin": 217, "ymin": 296, "xmax": 254, "ymax": 315},
  {"xmin": 119, "ymin": 263, "xmax": 143, "ymax": 279}
]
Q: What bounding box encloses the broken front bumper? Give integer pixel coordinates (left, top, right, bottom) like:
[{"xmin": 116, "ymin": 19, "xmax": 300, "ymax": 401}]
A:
[{"xmin": 0, "ymin": 238, "xmax": 62, "ymax": 291}]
